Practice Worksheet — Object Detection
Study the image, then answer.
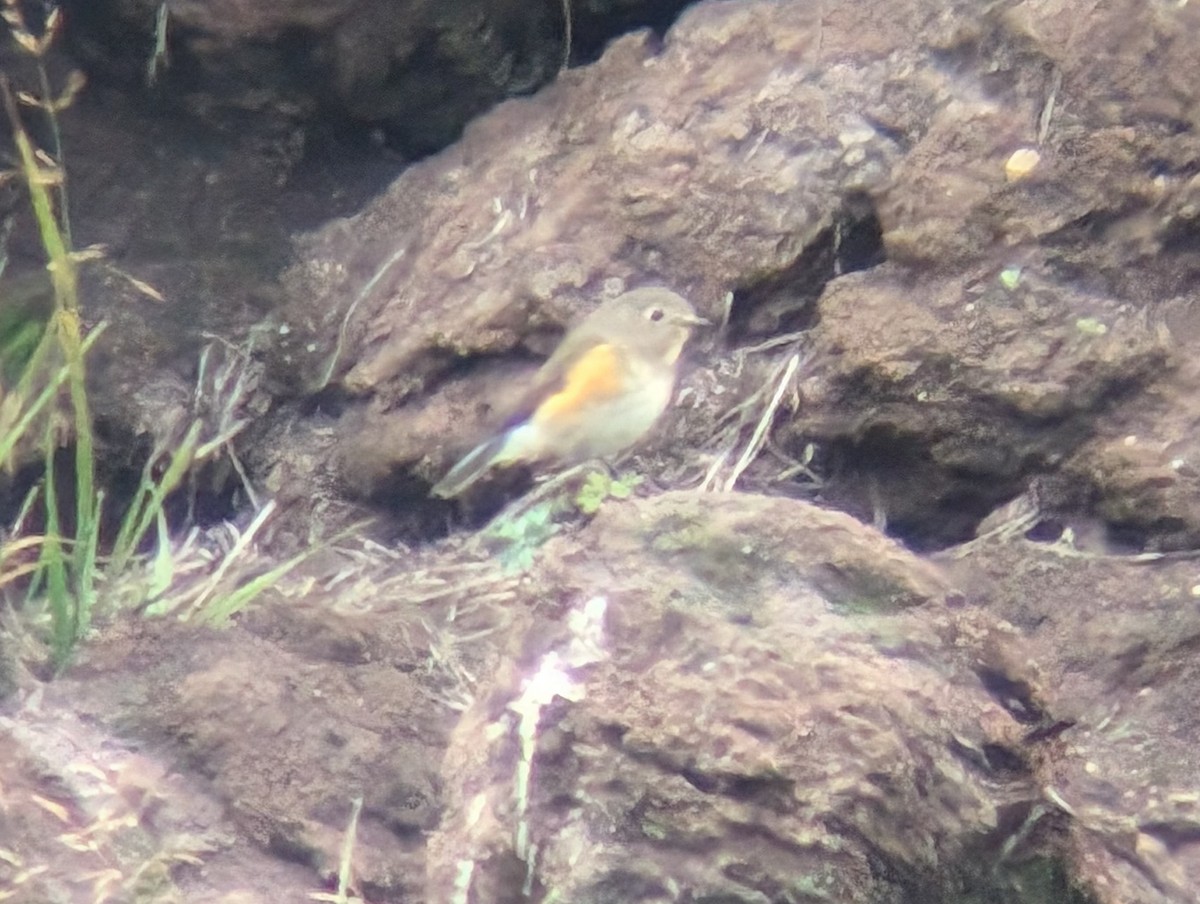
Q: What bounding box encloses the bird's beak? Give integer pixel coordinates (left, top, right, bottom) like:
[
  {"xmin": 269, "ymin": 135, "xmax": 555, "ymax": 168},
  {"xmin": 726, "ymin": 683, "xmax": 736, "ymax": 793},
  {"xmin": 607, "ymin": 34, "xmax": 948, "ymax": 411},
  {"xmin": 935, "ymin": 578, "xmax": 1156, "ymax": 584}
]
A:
[{"xmin": 673, "ymin": 312, "xmax": 710, "ymax": 327}]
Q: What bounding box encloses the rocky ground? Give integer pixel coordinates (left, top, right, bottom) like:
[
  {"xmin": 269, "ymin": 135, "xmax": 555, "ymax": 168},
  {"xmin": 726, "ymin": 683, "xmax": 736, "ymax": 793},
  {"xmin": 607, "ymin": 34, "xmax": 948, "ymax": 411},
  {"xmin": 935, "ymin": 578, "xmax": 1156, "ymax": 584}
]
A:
[{"xmin": 3, "ymin": 0, "xmax": 1200, "ymax": 901}]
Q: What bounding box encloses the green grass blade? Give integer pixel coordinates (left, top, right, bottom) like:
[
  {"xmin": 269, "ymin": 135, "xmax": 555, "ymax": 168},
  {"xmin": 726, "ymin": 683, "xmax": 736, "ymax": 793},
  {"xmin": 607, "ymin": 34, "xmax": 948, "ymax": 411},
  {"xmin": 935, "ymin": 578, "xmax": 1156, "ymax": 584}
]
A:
[
  {"xmin": 196, "ymin": 521, "xmax": 368, "ymax": 626},
  {"xmin": 110, "ymin": 419, "xmax": 203, "ymax": 574},
  {"xmin": 74, "ymin": 486, "xmax": 102, "ymax": 635},
  {"xmin": 147, "ymin": 507, "xmax": 175, "ymax": 599},
  {"xmin": 0, "ymin": 324, "xmax": 106, "ymax": 468},
  {"xmin": 38, "ymin": 430, "xmax": 73, "ymax": 664}
]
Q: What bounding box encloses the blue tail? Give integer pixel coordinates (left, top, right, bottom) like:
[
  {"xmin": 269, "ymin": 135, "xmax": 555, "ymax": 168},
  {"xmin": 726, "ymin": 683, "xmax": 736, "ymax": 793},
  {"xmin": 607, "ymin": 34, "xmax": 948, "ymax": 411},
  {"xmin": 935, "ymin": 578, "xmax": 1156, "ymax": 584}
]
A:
[{"xmin": 430, "ymin": 433, "xmax": 509, "ymax": 498}]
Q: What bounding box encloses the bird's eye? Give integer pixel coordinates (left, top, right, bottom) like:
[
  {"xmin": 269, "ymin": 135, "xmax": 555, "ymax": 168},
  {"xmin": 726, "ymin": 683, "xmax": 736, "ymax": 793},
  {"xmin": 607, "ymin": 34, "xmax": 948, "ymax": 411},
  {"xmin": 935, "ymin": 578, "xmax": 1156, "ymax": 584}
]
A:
[{"xmin": 646, "ymin": 307, "xmax": 664, "ymax": 322}]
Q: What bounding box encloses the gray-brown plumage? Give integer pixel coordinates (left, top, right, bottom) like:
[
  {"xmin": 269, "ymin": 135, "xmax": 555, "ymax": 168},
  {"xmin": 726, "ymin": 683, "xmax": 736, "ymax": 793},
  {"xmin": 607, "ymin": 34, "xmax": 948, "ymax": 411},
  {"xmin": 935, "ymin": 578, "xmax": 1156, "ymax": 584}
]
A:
[{"xmin": 432, "ymin": 288, "xmax": 706, "ymax": 497}]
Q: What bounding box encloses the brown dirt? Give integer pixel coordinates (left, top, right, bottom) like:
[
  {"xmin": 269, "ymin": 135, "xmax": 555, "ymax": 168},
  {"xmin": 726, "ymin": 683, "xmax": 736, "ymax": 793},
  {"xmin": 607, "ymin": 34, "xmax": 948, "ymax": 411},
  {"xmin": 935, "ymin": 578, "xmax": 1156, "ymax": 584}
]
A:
[{"xmin": 4, "ymin": 0, "xmax": 1200, "ymax": 902}]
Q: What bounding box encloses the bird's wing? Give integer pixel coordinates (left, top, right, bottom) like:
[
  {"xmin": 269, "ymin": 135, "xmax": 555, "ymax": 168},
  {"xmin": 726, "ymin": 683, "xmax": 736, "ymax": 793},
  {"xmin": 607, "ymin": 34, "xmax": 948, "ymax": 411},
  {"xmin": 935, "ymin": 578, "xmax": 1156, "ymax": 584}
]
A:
[
  {"xmin": 433, "ymin": 341, "xmax": 630, "ymax": 496},
  {"xmin": 504, "ymin": 340, "xmax": 627, "ymax": 429}
]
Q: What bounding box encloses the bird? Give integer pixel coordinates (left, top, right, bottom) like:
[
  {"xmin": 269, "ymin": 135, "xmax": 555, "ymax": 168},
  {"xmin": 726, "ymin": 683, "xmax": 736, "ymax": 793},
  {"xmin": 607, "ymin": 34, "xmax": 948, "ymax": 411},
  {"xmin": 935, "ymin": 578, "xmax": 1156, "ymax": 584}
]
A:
[{"xmin": 431, "ymin": 287, "xmax": 708, "ymax": 498}]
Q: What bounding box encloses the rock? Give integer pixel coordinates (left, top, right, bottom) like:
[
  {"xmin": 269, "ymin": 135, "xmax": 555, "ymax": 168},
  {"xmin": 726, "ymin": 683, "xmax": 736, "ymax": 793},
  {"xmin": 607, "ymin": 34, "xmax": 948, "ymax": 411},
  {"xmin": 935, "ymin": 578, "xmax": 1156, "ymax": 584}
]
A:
[
  {"xmin": 426, "ymin": 493, "xmax": 1047, "ymax": 902},
  {"xmin": 62, "ymin": 0, "xmax": 694, "ymax": 157},
  {"xmin": 4, "ymin": 492, "xmax": 1056, "ymax": 903},
  {"xmin": 269, "ymin": 0, "xmax": 902, "ymax": 500},
  {"xmin": 5, "ymin": 0, "xmax": 1200, "ymax": 901},
  {"xmin": 786, "ymin": 262, "xmax": 1171, "ymax": 548},
  {"xmin": 943, "ymin": 531, "xmax": 1200, "ymax": 904}
]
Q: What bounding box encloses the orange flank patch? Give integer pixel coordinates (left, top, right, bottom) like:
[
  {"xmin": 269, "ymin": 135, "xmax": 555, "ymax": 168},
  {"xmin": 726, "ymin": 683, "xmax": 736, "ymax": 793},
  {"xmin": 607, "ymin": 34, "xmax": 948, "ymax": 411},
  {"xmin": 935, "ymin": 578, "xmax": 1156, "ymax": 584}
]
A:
[{"xmin": 533, "ymin": 343, "xmax": 624, "ymax": 425}]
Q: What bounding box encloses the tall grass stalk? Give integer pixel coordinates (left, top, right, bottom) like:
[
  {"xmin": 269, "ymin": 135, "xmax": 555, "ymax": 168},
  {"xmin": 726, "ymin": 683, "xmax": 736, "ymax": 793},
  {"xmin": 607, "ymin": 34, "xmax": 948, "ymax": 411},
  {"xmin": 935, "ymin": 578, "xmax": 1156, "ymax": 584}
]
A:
[
  {"xmin": 109, "ymin": 421, "xmax": 204, "ymax": 574},
  {"xmin": 0, "ymin": 324, "xmax": 104, "ymax": 468},
  {"xmin": 2, "ymin": 72, "xmax": 98, "ymax": 664},
  {"xmin": 1, "ymin": 13, "xmax": 294, "ymax": 666},
  {"xmin": 37, "ymin": 423, "xmax": 73, "ymax": 657}
]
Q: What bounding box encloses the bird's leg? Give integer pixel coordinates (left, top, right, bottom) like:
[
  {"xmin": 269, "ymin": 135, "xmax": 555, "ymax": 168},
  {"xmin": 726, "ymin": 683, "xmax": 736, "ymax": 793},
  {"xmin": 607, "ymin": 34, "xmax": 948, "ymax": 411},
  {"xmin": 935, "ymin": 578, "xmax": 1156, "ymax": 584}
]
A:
[
  {"xmin": 493, "ymin": 461, "xmax": 603, "ymax": 526},
  {"xmin": 532, "ymin": 458, "xmax": 614, "ymax": 488}
]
